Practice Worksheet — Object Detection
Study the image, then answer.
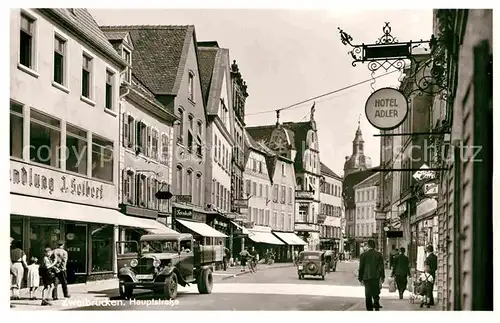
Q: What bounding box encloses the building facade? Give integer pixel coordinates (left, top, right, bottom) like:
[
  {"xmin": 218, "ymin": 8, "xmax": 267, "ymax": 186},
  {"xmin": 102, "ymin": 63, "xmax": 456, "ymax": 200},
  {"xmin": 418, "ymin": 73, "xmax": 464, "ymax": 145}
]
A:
[
  {"xmin": 432, "ymin": 9, "xmax": 492, "ymax": 311},
  {"xmin": 246, "ymin": 105, "xmax": 321, "ymax": 251},
  {"xmin": 8, "ymin": 9, "xmax": 162, "ymax": 284},
  {"xmin": 229, "ymin": 60, "xmax": 248, "ymax": 221},
  {"xmin": 101, "ymin": 29, "xmax": 179, "ymax": 241},
  {"xmin": 353, "ymin": 173, "xmax": 379, "ymax": 252},
  {"xmin": 98, "ymin": 25, "xmax": 220, "ymax": 241},
  {"xmin": 319, "ymin": 162, "xmax": 343, "ymax": 252}
]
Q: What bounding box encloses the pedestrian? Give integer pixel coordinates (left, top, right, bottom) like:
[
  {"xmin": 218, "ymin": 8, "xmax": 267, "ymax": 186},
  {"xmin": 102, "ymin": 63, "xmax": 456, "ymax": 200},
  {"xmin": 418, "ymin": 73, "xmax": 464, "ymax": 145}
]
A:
[
  {"xmin": 358, "ymin": 239, "xmax": 385, "ymax": 311},
  {"xmin": 391, "ymin": 247, "xmax": 411, "ymax": 299},
  {"xmin": 424, "ymin": 245, "xmax": 437, "ymax": 306},
  {"xmin": 239, "ymin": 247, "xmax": 250, "ymax": 272},
  {"xmin": 52, "ymin": 240, "xmax": 70, "ymax": 300},
  {"xmin": 250, "ymin": 247, "xmax": 258, "ymax": 270},
  {"xmin": 293, "ymin": 250, "xmax": 299, "ymax": 266},
  {"xmin": 39, "ymin": 247, "xmax": 57, "ymax": 306},
  {"xmin": 10, "ymin": 240, "xmax": 28, "ymax": 300},
  {"xmin": 27, "ymin": 257, "xmax": 40, "ymax": 300},
  {"xmin": 418, "ymin": 264, "xmax": 434, "ymax": 308},
  {"xmin": 220, "ymin": 241, "xmax": 230, "ymax": 271}
]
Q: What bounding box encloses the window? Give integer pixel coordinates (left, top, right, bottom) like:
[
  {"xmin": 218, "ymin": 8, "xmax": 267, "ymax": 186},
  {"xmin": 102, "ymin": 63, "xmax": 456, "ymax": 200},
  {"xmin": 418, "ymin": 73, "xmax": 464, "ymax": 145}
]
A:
[
  {"xmin": 29, "ymin": 109, "xmax": 61, "ymax": 168},
  {"xmin": 252, "ymin": 160, "xmax": 257, "ymax": 172},
  {"xmin": 258, "ymin": 162, "xmax": 262, "ymax": 173},
  {"xmin": 281, "ymin": 185, "xmax": 286, "ymax": 204},
  {"xmin": 197, "ymin": 173, "xmax": 202, "ymax": 207},
  {"xmin": 53, "ymin": 35, "xmax": 66, "ymax": 85},
  {"xmin": 265, "ymin": 210, "xmax": 270, "ymax": 226},
  {"xmin": 91, "ymin": 135, "xmax": 113, "ymax": 181},
  {"xmin": 272, "ymin": 212, "xmax": 278, "ymax": 228},
  {"xmin": 123, "ymin": 169, "xmax": 133, "ymax": 203},
  {"xmin": 186, "ymin": 169, "xmax": 193, "ymax": 197},
  {"xmin": 81, "ymin": 54, "xmax": 92, "ymax": 99},
  {"xmin": 288, "ymin": 187, "xmax": 293, "ymax": 205},
  {"xmin": 223, "ymin": 189, "xmax": 227, "ymax": 212},
  {"xmin": 218, "ymin": 139, "xmax": 221, "ymax": 161},
  {"xmin": 122, "ymin": 48, "xmax": 131, "ymax": 83},
  {"xmin": 265, "ymin": 185, "xmax": 269, "ymax": 199},
  {"xmin": 135, "ymin": 174, "xmax": 144, "ymax": 205},
  {"xmin": 222, "ymin": 146, "xmax": 226, "ymax": 168},
  {"xmin": 245, "ymin": 180, "xmax": 251, "ymax": 196},
  {"xmin": 151, "ymin": 129, "xmax": 158, "ymax": 160},
  {"xmin": 176, "ymin": 165, "xmax": 183, "ymax": 194},
  {"xmin": 105, "ymin": 70, "xmax": 114, "ymax": 110},
  {"xmin": 10, "ymin": 101, "xmax": 23, "ymax": 158},
  {"xmin": 259, "ymin": 184, "xmax": 263, "ymax": 197},
  {"xmin": 66, "ymin": 124, "xmax": 88, "ymax": 175},
  {"xmin": 19, "ymin": 13, "xmax": 35, "ymax": 69},
  {"xmin": 281, "ymin": 164, "xmax": 285, "ymax": 176},
  {"xmin": 215, "ymin": 182, "xmax": 220, "ymax": 208},
  {"xmin": 177, "ymin": 107, "xmax": 184, "ymax": 143},
  {"xmin": 273, "ymin": 184, "xmax": 279, "ymax": 202},
  {"xmin": 188, "ymin": 71, "xmax": 194, "ymax": 101},
  {"xmin": 219, "ymin": 185, "xmax": 224, "ymax": 209},
  {"xmin": 161, "ymin": 133, "xmax": 169, "ymax": 165},
  {"xmin": 259, "ymin": 209, "xmax": 264, "ymax": 225},
  {"xmin": 211, "ymin": 180, "xmax": 216, "ymax": 204},
  {"xmin": 91, "ymin": 224, "xmax": 113, "ymax": 272},
  {"xmin": 252, "ymin": 181, "xmax": 257, "ymax": 196},
  {"xmin": 214, "ymin": 134, "xmax": 218, "ymax": 161}
]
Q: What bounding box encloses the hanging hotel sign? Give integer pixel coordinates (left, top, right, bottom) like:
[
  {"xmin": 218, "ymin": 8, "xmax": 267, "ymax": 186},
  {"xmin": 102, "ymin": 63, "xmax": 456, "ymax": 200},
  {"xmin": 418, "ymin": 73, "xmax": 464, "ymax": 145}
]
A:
[
  {"xmin": 9, "ymin": 160, "xmax": 116, "ymax": 209},
  {"xmin": 365, "ymin": 87, "xmax": 408, "ymax": 130}
]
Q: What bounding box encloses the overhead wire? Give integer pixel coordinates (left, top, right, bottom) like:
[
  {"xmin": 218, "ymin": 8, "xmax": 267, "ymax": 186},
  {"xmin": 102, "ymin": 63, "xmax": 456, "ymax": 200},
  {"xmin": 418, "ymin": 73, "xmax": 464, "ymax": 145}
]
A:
[{"xmin": 246, "ymin": 69, "xmax": 400, "ymax": 117}]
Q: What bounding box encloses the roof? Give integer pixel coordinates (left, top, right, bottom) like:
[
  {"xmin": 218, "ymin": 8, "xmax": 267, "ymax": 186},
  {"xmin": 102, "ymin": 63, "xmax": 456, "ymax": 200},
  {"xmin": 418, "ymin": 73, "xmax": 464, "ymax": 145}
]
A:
[
  {"xmin": 320, "ymin": 162, "xmax": 341, "ymax": 179},
  {"xmin": 38, "ymin": 9, "xmax": 126, "ymax": 69},
  {"xmin": 197, "ymin": 47, "xmax": 218, "ymax": 105},
  {"xmin": 99, "ymin": 25, "xmax": 194, "ymax": 95},
  {"xmin": 353, "ymin": 172, "xmax": 379, "ymax": 189},
  {"xmin": 247, "ymin": 121, "xmax": 312, "ymax": 172}
]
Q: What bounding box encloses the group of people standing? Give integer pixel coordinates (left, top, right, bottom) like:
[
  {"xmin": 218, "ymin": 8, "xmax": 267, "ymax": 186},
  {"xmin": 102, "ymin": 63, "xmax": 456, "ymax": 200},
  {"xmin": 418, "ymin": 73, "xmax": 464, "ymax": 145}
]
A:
[
  {"xmin": 389, "ymin": 244, "xmax": 438, "ymax": 308},
  {"xmin": 358, "ymin": 240, "xmax": 438, "ymax": 311},
  {"xmin": 10, "ymin": 238, "xmax": 70, "ymax": 306}
]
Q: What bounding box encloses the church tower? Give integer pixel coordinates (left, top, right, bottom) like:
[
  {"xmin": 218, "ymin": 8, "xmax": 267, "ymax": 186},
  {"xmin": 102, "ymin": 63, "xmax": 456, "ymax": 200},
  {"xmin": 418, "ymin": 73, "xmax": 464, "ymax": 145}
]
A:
[{"xmin": 343, "ymin": 118, "xmax": 372, "ymax": 176}]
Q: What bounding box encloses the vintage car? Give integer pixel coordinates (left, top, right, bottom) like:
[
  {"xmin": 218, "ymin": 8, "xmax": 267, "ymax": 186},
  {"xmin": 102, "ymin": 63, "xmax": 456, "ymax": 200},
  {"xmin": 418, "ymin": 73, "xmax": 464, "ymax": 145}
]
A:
[
  {"xmin": 324, "ymin": 250, "xmax": 338, "ymax": 272},
  {"xmin": 297, "ymin": 251, "xmax": 327, "ymax": 280},
  {"xmin": 116, "ymin": 232, "xmax": 223, "ymax": 300}
]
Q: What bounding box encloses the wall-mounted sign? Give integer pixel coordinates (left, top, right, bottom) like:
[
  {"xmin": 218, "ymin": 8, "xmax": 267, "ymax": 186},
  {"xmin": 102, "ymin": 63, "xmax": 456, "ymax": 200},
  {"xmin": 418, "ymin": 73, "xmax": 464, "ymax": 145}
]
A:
[
  {"xmin": 10, "ymin": 160, "xmax": 115, "ymax": 209},
  {"xmin": 295, "ymin": 190, "xmax": 314, "ymax": 200},
  {"xmin": 390, "ymin": 217, "xmax": 402, "ymax": 229},
  {"xmin": 176, "ymin": 195, "xmax": 192, "ymax": 203},
  {"xmin": 173, "ymin": 207, "xmax": 206, "ymax": 223},
  {"xmin": 233, "ymin": 199, "xmax": 248, "ymax": 208},
  {"xmin": 365, "ymin": 87, "xmax": 408, "ymax": 130}
]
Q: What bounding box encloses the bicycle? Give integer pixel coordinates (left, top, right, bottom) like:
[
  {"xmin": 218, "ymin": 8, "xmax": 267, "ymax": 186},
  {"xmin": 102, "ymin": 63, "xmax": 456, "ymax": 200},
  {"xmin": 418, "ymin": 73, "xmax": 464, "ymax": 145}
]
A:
[{"xmin": 247, "ymin": 256, "xmax": 257, "ymax": 273}]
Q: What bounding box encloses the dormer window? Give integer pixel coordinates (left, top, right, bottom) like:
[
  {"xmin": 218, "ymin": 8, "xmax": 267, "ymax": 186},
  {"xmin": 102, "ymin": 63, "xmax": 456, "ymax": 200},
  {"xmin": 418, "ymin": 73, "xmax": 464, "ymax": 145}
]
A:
[
  {"xmin": 188, "ymin": 71, "xmax": 195, "ymax": 102},
  {"xmin": 122, "ymin": 47, "xmax": 131, "ymax": 83}
]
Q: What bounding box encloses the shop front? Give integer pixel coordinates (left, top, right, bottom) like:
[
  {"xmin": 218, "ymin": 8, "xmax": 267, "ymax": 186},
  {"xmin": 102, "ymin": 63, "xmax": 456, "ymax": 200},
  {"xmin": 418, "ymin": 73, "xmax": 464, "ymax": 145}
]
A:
[
  {"xmin": 246, "ymin": 225, "xmax": 285, "ymax": 262},
  {"xmin": 9, "ymin": 162, "xmax": 161, "ymax": 284},
  {"xmin": 413, "ymin": 198, "xmax": 438, "ymax": 271},
  {"xmin": 273, "ymin": 231, "xmax": 307, "ymax": 261},
  {"xmin": 172, "ymin": 203, "xmax": 227, "ymax": 245}
]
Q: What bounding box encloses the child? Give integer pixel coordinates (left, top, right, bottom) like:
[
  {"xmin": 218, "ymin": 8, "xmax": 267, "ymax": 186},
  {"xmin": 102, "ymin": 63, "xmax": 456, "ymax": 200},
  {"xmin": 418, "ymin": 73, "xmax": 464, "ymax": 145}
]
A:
[
  {"xmin": 418, "ymin": 264, "xmax": 434, "ymax": 308},
  {"xmin": 27, "ymin": 257, "xmax": 40, "ymax": 300},
  {"xmin": 39, "ymin": 248, "xmax": 57, "ymax": 306}
]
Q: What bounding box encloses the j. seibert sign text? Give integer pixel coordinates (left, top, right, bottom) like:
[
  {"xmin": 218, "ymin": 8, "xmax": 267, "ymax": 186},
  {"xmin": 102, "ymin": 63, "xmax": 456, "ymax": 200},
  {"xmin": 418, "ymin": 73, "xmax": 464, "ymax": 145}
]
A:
[
  {"xmin": 10, "ymin": 160, "xmax": 116, "ymax": 209},
  {"xmin": 365, "ymin": 87, "xmax": 408, "ymax": 130}
]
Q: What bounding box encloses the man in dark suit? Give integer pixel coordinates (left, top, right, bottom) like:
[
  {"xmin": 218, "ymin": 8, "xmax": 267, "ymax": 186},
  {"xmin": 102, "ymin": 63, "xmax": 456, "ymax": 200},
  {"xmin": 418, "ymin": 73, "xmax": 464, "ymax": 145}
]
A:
[
  {"xmin": 358, "ymin": 239, "xmax": 385, "ymax": 311},
  {"xmin": 424, "ymin": 245, "xmax": 437, "ymax": 306},
  {"xmin": 52, "ymin": 240, "xmax": 70, "ymax": 300},
  {"xmin": 391, "ymin": 247, "xmax": 411, "ymax": 299}
]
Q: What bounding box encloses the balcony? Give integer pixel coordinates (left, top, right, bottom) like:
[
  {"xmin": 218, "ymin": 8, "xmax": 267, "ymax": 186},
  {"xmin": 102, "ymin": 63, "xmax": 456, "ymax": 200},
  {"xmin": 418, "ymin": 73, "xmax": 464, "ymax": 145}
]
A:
[{"xmin": 295, "ymin": 190, "xmax": 314, "ymax": 201}]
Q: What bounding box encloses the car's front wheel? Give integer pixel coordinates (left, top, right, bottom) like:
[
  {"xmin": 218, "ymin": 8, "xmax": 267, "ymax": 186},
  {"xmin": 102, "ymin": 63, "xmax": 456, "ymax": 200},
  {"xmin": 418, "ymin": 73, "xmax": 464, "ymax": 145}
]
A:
[{"xmin": 164, "ymin": 273, "xmax": 178, "ymax": 300}]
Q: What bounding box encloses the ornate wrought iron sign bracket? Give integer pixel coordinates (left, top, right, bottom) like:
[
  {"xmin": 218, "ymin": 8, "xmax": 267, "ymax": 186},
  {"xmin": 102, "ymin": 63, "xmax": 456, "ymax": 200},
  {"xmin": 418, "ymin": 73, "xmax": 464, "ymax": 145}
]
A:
[{"xmin": 338, "ymin": 22, "xmax": 448, "ymax": 98}]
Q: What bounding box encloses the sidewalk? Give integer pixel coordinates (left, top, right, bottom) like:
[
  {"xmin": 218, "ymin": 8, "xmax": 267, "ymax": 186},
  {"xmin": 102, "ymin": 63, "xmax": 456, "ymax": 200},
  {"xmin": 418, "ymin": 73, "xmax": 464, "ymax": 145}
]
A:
[{"xmin": 11, "ymin": 262, "xmax": 294, "ymax": 311}]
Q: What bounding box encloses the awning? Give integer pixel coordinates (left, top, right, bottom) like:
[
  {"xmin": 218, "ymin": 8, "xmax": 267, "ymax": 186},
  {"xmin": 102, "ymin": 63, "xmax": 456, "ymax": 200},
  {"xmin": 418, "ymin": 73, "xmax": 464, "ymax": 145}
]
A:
[
  {"xmin": 10, "ymin": 194, "xmax": 160, "ymax": 229},
  {"xmin": 247, "ymin": 230, "xmax": 285, "ymax": 245},
  {"xmin": 176, "ymin": 219, "xmax": 227, "ymax": 238},
  {"xmin": 230, "ymin": 221, "xmax": 251, "ymax": 235},
  {"xmin": 273, "ymin": 232, "xmax": 307, "ymax": 246},
  {"xmin": 132, "ymin": 217, "xmax": 178, "ymax": 235}
]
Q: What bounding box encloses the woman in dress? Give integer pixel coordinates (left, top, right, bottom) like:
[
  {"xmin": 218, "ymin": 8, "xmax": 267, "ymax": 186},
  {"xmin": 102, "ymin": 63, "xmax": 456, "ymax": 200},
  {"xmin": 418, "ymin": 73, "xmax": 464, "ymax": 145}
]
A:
[
  {"xmin": 10, "ymin": 240, "xmax": 27, "ymax": 300},
  {"xmin": 39, "ymin": 247, "xmax": 57, "ymax": 306}
]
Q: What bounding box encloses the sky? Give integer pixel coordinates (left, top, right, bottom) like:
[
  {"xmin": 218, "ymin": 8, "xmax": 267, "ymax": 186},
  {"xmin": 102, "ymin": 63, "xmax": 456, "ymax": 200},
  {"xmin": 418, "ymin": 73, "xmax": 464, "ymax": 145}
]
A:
[{"xmin": 91, "ymin": 8, "xmax": 433, "ymax": 176}]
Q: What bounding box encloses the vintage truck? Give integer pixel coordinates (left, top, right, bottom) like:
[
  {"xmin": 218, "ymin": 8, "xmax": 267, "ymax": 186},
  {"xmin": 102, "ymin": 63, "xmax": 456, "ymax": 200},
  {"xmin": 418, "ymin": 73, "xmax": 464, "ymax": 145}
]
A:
[{"xmin": 116, "ymin": 232, "xmax": 223, "ymax": 300}]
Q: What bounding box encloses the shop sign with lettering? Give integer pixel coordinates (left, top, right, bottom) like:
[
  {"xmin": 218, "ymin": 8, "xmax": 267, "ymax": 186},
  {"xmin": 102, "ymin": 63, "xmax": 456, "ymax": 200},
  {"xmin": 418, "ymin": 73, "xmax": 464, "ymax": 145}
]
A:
[
  {"xmin": 10, "ymin": 160, "xmax": 116, "ymax": 208},
  {"xmin": 365, "ymin": 87, "xmax": 409, "ymax": 130}
]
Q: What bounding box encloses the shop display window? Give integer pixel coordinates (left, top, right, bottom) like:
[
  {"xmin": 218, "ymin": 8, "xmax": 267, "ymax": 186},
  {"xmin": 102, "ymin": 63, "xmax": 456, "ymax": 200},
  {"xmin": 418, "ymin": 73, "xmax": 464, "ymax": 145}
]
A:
[
  {"xmin": 64, "ymin": 222, "xmax": 88, "ymax": 280},
  {"xmin": 91, "ymin": 224, "xmax": 113, "ymax": 272},
  {"xmin": 29, "ymin": 218, "xmax": 61, "ymax": 260}
]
